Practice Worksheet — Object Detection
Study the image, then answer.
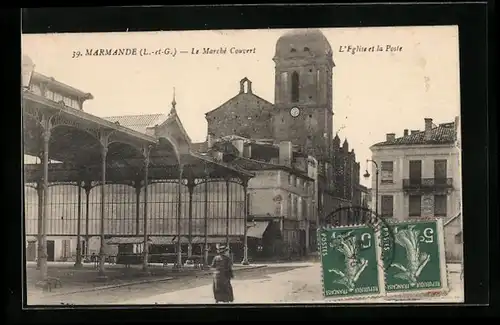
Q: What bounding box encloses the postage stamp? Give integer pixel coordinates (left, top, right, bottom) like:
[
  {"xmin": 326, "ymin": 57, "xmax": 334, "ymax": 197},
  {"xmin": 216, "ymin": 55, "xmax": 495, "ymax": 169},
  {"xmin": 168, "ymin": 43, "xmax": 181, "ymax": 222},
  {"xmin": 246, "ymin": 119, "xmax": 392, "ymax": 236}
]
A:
[
  {"xmin": 318, "ymin": 224, "xmax": 383, "ymax": 299},
  {"xmin": 383, "ymin": 218, "xmax": 449, "ymax": 297}
]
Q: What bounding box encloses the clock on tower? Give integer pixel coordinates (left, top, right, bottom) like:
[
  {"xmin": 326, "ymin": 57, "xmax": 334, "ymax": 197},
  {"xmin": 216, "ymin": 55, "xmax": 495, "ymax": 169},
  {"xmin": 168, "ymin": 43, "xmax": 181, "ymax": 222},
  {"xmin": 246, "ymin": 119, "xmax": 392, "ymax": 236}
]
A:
[{"xmin": 272, "ymin": 29, "xmax": 335, "ymax": 161}]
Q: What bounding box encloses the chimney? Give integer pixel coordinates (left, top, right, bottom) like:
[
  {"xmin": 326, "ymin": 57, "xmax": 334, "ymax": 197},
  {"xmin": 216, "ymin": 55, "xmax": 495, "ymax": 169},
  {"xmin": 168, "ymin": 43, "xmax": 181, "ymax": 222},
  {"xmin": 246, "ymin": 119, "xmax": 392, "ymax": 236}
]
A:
[
  {"xmin": 411, "ymin": 130, "xmax": 419, "ymax": 135},
  {"xmin": 424, "ymin": 118, "xmax": 433, "ymax": 140},
  {"xmin": 279, "ymin": 141, "xmax": 293, "ymax": 167},
  {"xmin": 403, "ymin": 129, "xmax": 409, "ymax": 136},
  {"xmin": 231, "ymin": 139, "xmax": 244, "ymax": 157},
  {"xmin": 386, "ymin": 133, "xmax": 396, "ymax": 142}
]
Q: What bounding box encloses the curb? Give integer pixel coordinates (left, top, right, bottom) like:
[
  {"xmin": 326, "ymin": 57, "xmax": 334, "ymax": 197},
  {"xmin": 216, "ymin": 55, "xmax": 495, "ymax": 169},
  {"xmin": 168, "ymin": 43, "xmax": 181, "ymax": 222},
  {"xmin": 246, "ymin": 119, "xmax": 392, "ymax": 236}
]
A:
[{"xmin": 41, "ymin": 264, "xmax": 267, "ymax": 298}]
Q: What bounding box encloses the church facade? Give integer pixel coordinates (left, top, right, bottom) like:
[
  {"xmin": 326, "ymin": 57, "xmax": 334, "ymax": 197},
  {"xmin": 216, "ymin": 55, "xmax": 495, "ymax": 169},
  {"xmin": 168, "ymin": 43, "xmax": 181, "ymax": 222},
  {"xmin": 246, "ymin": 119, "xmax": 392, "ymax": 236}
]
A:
[{"xmin": 197, "ymin": 29, "xmax": 365, "ymax": 259}]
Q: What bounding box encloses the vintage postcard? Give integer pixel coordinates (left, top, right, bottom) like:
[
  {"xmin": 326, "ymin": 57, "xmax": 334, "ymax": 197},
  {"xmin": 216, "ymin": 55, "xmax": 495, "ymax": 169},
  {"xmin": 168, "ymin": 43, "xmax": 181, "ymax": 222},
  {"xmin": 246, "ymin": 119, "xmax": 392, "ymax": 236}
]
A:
[{"xmin": 22, "ymin": 26, "xmax": 463, "ymax": 305}]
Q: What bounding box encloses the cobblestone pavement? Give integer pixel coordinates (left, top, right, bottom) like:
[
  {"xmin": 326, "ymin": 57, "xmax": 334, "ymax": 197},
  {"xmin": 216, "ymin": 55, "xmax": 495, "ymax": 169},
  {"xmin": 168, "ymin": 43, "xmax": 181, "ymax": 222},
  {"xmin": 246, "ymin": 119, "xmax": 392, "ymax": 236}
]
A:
[{"xmin": 29, "ymin": 262, "xmax": 463, "ymax": 305}]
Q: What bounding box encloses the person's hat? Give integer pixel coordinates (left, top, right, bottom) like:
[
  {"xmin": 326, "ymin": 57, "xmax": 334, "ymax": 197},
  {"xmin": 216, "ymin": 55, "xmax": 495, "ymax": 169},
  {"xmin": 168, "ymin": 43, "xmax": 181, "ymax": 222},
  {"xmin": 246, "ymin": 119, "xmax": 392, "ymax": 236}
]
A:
[{"xmin": 216, "ymin": 244, "xmax": 229, "ymax": 254}]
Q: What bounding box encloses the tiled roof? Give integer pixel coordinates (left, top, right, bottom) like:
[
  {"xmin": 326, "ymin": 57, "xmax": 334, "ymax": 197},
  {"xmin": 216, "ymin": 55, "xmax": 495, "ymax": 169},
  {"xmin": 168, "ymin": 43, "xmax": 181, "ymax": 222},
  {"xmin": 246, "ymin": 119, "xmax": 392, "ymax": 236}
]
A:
[
  {"xmin": 191, "ymin": 141, "xmax": 209, "ymax": 153},
  {"xmin": 102, "ymin": 114, "xmax": 167, "ymax": 134},
  {"xmin": 373, "ymin": 122, "xmax": 456, "ymax": 147}
]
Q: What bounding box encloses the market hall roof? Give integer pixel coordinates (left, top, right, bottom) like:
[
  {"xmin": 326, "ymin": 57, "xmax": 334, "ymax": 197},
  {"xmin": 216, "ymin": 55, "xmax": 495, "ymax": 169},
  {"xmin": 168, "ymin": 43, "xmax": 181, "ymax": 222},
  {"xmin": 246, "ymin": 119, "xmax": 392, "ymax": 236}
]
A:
[
  {"xmin": 23, "ymin": 89, "xmax": 254, "ymax": 181},
  {"xmin": 31, "ymin": 71, "xmax": 94, "ymax": 101},
  {"xmin": 103, "ymin": 114, "xmax": 168, "ymax": 134}
]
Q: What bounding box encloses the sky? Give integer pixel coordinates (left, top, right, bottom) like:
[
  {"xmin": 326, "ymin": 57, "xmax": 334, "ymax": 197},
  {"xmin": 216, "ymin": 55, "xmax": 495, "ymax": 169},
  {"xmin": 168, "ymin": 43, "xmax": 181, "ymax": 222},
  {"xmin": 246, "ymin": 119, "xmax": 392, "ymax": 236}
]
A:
[{"xmin": 22, "ymin": 26, "xmax": 460, "ymax": 187}]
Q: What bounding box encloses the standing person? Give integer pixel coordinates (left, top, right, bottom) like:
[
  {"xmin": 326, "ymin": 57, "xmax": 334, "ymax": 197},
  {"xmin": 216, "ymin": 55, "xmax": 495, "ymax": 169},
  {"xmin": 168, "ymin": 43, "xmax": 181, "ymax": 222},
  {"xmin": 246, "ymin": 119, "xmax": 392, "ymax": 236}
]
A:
[{"xmin": 211, "ymin": 244, "xmax": 234, "ymax": 303}]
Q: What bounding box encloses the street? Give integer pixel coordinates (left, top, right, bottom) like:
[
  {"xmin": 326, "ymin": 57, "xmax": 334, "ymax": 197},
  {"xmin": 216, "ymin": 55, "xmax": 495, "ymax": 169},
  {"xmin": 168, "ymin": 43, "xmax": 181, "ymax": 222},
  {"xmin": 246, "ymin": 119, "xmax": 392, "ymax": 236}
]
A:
[{"xmin": 28, "ymin": 262, "xmax": 463, "ymax": 305}]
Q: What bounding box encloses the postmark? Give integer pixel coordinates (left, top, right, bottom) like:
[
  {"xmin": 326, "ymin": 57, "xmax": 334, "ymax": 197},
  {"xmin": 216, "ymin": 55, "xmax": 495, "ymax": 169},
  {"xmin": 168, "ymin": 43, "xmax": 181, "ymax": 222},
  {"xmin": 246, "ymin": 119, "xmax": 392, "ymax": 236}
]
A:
[
  {"xmin": 322, "ymin": 206, "xmax": 396, "ymax": 269},
  {"xmin": 318, "ymin": 206, "xmax": 395, "ymax": 299}
]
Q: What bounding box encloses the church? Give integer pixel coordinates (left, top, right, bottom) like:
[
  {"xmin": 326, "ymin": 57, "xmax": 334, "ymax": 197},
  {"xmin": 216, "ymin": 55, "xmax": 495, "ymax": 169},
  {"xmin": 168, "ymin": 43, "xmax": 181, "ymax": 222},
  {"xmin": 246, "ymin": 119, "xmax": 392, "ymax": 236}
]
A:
[{"xmin": 192, "ymin": 29, "xmax": 365, "ymax": 259}]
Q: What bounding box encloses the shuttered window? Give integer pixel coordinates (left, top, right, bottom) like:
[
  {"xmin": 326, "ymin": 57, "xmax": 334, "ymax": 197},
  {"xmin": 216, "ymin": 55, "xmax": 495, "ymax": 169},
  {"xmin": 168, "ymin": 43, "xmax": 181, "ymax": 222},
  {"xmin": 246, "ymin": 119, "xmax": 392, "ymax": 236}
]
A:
[
  {"xmin": 381, "ymin": 195, "xmax": 393, "ymax": 218},
  {"xmin": 409, "ymin": 195, "xmax": 421, "ymax": 217}
]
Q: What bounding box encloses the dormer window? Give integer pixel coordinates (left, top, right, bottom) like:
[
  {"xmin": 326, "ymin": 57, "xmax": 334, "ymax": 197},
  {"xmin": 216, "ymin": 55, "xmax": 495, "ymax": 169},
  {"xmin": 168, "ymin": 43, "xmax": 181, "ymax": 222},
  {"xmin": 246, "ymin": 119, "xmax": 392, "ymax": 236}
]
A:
[
  {"xmin": 304, "ymin": 47, "xmax": 310, "ymax": 51},
  {"xmin": 290, "ymin": 48, "xmax": 296, "ymax": 52}
]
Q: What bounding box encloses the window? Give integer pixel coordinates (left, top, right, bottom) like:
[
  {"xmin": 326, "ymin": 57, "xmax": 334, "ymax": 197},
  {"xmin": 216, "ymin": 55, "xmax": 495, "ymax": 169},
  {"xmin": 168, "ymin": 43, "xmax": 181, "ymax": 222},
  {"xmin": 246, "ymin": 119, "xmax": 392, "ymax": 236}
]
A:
[
  {"xmin": 381, "ymin": 195, "xmax": 393, "ymax": 218},
  {"xmin": 434, "ymin": 195, "xmax": 447, "ymax": 216},
  {"xmin": 409, "ymin": 160, "xmax": 422, "ymax": 184},
  {"xmin": 454, "ymin": 232, "xmax": 462, "ymax": 244},
  {"xmin": 296, "ymin": 196, "xmax": 301, "ymax": 219},
  {"xmin": 291, "ymin": 71, "xmax": 300, "ymax": 103},
  {"xmin": 53, "ymin": 92, "xmax": 63, "ymax": 102},
  {"xmin": 293, "ymin": 195, "xmax": 298, "ymax": 219},
  {"xmin": 302, "ymin": 200, "xmax": 308, "ymax": 220},
  {"xmin": 409, "ymin": 195, "xmax": 421, "ymax": 217},
  {"xmin": 281, "ymin": 72, "xmax": 288, "ymax": 100},
  {"xmin": 434, "ymin": 160, "xmax": 448, "ymax": 185},
  {"xmin": 288, "ymin": 174, "xmax": 292, "ymax": 185},
  {"xmin": 381, "ymin": 161, "xmax": 394, "ymax": 183},
  {"xmin": 29, "ymin": 83, "xmax": 42, "ymax": 95},
  {"xmin": 287, "ymin": 193, "xmax": 292, "ymax": 217},
  {"xmin": 63, "ymin": 96, "xmax": 72, "ymax": 106},
  {"xmin": 45, "ymin": 90, "xmax": 54, "ymax": 100}
]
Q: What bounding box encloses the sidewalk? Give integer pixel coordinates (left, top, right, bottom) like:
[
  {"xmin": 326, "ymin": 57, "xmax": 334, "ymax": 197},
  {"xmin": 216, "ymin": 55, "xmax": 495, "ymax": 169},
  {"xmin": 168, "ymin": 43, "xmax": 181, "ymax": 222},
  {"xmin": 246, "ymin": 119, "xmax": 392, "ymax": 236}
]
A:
[{"xmin": 26, "ymin": 261, "xmax": 266, "ymax": 297}]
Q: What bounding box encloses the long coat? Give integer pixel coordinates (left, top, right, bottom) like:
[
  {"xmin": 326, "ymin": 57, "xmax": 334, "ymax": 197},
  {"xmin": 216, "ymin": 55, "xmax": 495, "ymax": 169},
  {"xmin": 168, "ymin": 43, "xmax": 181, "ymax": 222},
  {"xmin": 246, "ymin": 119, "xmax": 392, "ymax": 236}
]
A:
[{"xmin": 211, "ymin": 254, "xmax": 234, "ymax": 303}]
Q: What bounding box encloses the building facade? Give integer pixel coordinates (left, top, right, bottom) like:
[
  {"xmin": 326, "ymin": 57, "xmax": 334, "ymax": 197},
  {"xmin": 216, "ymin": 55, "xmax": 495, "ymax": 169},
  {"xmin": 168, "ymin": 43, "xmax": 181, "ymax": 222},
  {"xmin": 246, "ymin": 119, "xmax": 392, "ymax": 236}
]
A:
[{"xmin": 369, "ymin": 117, "xmax": 462, "ymax": 261}]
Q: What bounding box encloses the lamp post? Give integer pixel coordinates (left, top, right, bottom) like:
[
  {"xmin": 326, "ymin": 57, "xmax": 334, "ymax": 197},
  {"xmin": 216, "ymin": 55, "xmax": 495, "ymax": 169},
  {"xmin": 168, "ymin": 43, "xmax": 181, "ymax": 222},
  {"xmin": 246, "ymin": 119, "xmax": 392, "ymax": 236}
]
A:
[
  {"xmin": 242, "ymin": 219, "xmax": 256, "ymax": 265},
  {"xmin": 363, "ymin": 159, "xmax": 379, "ymax": 218}
]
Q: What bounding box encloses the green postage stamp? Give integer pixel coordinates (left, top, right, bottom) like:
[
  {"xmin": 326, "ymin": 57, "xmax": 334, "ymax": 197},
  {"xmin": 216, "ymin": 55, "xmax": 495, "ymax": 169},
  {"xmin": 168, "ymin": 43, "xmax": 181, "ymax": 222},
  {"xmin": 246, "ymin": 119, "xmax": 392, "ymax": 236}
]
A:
[
  {"xmin": 383, "ymin": 218, "xmax": 448, "ymax": 296},
  {"xmin": 318, "ymin": 225, "xmax": 384, "ymax": 299}
]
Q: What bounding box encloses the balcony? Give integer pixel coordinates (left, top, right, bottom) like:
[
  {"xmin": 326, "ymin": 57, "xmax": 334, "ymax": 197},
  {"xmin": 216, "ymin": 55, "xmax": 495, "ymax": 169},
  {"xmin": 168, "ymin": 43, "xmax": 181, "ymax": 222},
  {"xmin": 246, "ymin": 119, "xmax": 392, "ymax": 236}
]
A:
[{"xmin": 403, "ymin": 178, "xmax": 453, "ymax": 194}]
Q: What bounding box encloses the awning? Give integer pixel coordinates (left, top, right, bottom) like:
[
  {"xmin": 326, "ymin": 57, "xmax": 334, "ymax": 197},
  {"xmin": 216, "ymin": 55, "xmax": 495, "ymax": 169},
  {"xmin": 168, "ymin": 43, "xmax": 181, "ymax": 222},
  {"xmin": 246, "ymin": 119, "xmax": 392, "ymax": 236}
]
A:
[
  {"xmin": 106, "ymin": 237, "xmax": 146, "ymax": 245},
  {"xmin": 172, "ymin": 236, "xmax": 241, "ymax": 244},
  {"xmin": 149, "ymin": 236, "xmax": 175, "ymax": 245},
  {"xmin": 247, "ymin": 221, "xmax": 270, "ymax": 239}
]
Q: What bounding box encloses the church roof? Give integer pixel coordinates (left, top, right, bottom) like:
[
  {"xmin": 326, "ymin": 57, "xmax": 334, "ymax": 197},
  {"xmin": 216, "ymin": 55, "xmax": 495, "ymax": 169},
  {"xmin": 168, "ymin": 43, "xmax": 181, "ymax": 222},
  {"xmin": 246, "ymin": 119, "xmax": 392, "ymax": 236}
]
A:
[
  {"xmin": 205, "ymin": 90, "xmax": 273, "ymax": 116},
  {"xmin": 103, "ymin": 113, "xmax": 167, "ymax": 134},
  {"xmin": 274, "ymin": 28, "xmax": 333, "ymax": 61},
  {"xmin": 372, "ymin": 122, "xmax": 456, "ymax": 147}
]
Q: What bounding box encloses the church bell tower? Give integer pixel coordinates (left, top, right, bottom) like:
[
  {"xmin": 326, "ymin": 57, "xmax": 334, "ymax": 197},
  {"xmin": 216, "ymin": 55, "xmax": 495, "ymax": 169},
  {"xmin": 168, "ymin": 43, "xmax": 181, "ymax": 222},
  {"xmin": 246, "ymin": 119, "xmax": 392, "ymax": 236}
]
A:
[{"xmin": 272, "ymin": 29, "xmax": 335, "ymax": 162}]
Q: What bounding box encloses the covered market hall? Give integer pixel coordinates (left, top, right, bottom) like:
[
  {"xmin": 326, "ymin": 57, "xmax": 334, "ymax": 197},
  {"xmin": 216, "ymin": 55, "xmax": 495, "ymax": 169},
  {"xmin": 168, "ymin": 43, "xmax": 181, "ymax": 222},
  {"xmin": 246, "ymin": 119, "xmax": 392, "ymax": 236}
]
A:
[{"xmin": 22, "ymin": 56, "xmax": 255, "ymax": 284}]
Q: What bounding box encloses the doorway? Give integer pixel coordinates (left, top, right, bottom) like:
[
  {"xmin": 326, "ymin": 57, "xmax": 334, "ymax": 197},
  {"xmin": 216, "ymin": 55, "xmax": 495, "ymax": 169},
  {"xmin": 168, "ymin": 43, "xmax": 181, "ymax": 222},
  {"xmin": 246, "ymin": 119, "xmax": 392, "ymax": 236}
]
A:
[{"xmin": 47, "ymin": 240, "xmax": 55, "ymax": 262}]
